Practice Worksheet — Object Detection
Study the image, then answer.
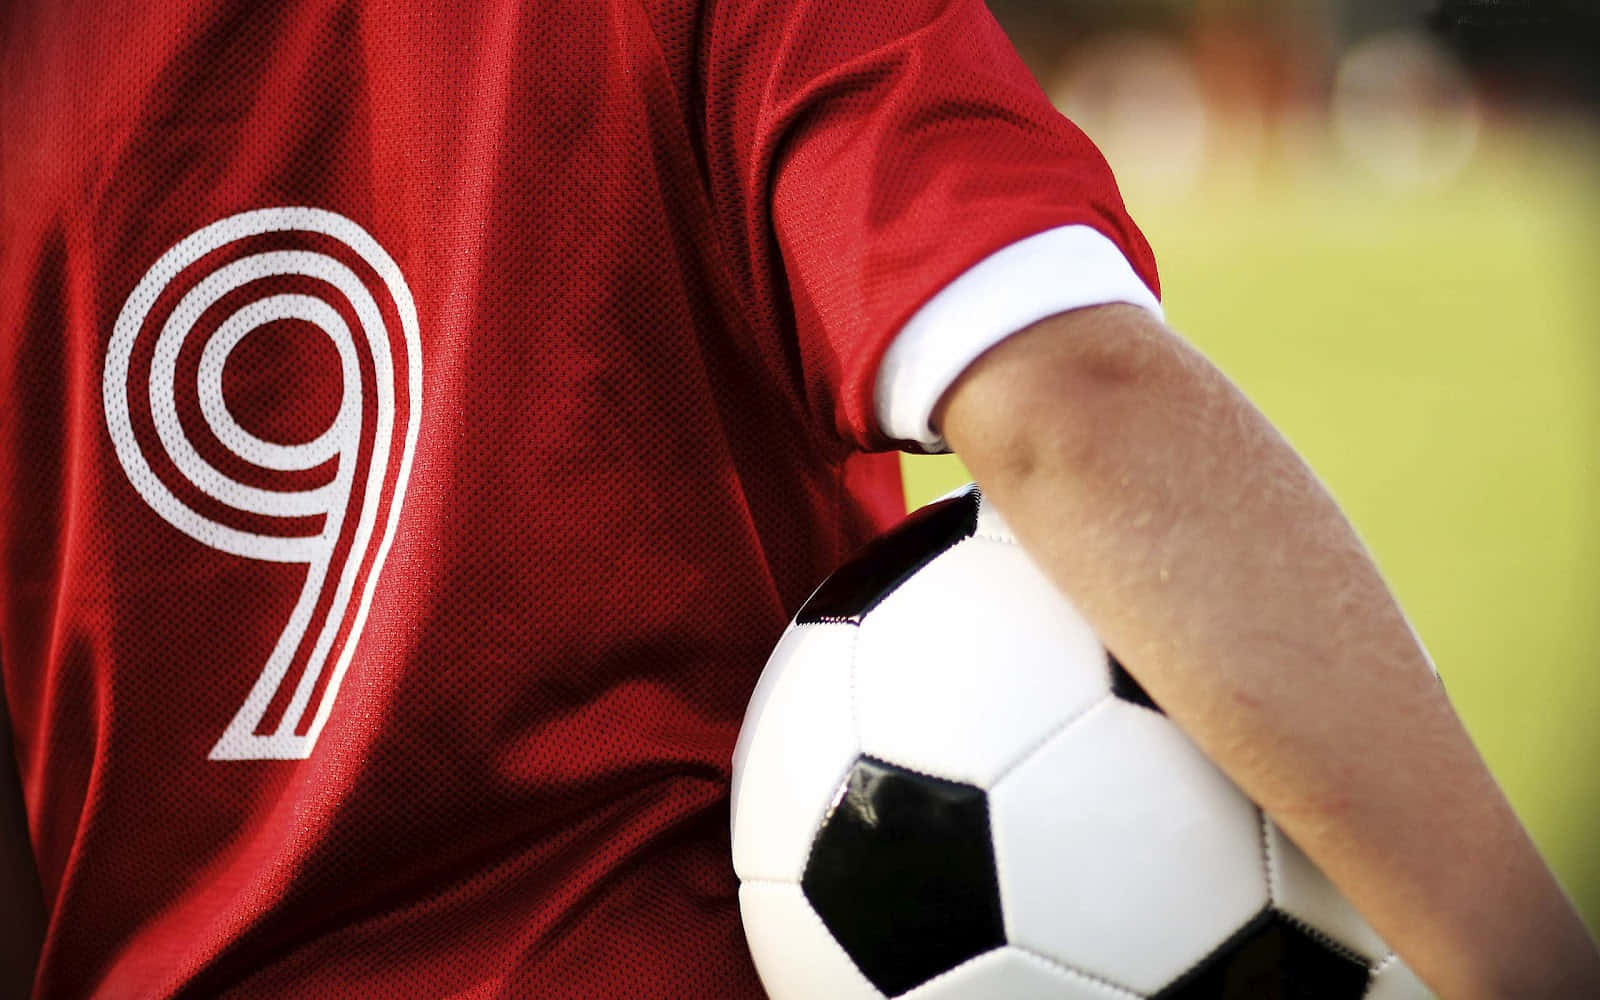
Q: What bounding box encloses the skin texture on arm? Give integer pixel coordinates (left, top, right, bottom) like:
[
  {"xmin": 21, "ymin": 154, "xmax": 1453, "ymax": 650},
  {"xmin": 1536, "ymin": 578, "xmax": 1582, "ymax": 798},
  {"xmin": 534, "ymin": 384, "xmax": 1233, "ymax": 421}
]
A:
[
  {"xmin": 937, "ymin": 303, "xmax": 1600, "ymax": 1000},
  {"xmin": 1, "ymin": 684, "xmax": 44, "ymax": 1000}
]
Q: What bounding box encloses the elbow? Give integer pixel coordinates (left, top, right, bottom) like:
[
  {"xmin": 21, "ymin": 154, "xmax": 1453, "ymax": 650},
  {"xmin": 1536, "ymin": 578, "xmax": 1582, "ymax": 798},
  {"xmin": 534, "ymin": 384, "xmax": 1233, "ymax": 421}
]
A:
[{"xmin": 939, "ymin": 304, "xmax": 1203, "ymax": 497}]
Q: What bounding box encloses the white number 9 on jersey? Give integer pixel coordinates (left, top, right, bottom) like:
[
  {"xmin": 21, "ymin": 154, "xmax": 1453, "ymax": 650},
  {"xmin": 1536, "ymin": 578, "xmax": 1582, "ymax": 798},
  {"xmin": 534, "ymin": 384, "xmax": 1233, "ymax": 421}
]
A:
[{"xmin": 103, "ymin": 207, "xmax": 422, "ymax": 761}]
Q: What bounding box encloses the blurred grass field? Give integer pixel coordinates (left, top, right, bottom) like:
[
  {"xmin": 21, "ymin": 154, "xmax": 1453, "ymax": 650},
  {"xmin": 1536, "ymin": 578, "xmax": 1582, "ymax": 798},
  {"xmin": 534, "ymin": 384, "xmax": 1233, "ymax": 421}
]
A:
[{"xmin": 901, "ymin": 120, "xmax": 1600, "ymax": 931}]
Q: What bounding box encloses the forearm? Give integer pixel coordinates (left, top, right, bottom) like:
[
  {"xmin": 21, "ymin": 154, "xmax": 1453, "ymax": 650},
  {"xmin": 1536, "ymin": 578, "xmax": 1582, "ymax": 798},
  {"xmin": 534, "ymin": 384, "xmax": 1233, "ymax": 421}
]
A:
[{"xmin": 940, "ymin": 305, "xmax": 1600, "ymax": 999}]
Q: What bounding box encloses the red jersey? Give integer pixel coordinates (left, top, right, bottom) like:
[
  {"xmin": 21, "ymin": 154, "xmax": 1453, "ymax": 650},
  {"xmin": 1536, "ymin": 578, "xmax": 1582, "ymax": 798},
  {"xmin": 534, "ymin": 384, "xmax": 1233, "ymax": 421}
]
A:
[{"xmin": 0, "ymin": 0, "xmax": 1157, "ymax": 996}]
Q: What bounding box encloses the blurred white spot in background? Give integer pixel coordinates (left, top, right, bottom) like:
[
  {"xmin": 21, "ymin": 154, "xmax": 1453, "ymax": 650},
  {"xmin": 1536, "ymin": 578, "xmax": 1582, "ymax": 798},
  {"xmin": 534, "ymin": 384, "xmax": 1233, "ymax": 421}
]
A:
[
  {"xmin": 1049, "ymin": 36, "xmax": 1210, "ymax": 198},
  {"xmin": 1333, "ymin": 31, "xmax": 1482, "ymax": 189}
]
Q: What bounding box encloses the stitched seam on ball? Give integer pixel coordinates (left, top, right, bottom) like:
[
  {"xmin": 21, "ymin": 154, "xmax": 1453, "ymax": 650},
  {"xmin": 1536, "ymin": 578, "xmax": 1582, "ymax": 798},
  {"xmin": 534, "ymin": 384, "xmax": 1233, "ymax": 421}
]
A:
[
  {"xmin": 972, "ymin": 486, "xmax": 1019, "ymax": 545},
  {"xmin": 1260, "ymin": 808, "xmax": 1282, "ymax": 904},
  {"xmin": 806, "ymin": 624, "xmax": 870, "ymax": 883},
  {"xmin": 1011, "ymin": 945, "xmax": 1144, "ymax": 999},
  {"xmin": 988, "ymin": 692, "xmax": 1115, "ymax": 790},
  {"xmin": 1160, "ymin": 906, "xmax": 1274, "ymax": 992},
  {"xmin": 1372, "ymin": 952, "xmax": 1400, "ymax": 974},
  {"xmin": 792, "ymin": 881, "xmax": 883, "ymax": 997},
  {"xmin": 846, "ymin": 620, "xmax": 863, "ymax": 757},
  {"xmin": 798, "ymin": 755, "xmax": 862, "ymax": 884},
  {"xmin": 1276, "ymin": 909, "xmax": 1376, "ymax": 968},
  {"xmin": 738, "ymin": 877, "xmax": 800, "ymax": 889},
  {"xmin": 1259, "ymin": 816, "xmax": 1380, "ymax": 967},
  {"xmin": 796, "ymin": 627, "xmax": 865, "ymax": 888}
]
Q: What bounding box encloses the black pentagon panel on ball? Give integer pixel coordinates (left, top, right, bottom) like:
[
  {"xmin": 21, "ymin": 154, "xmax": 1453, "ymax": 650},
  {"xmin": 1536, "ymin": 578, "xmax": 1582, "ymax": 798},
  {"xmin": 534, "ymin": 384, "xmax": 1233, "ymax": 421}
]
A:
[
  {"xmin": 801, "ymin": 755, "xmax": 1005, "ymax": 997},
  {"xmin": 1108, "ymin": 651, "xmax": 1163, "ymax": 714},
  {"xmin": 795, "ymin": 488, "xmax": 980, "ymax": 625},
  {"xmin": 1154, "ymin": 909, "xmax": 1372, "ymax": 1000}
]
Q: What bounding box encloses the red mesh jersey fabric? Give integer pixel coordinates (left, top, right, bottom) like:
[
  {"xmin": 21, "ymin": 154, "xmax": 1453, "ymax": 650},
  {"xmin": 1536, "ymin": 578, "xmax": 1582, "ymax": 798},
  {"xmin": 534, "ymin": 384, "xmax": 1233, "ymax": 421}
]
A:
[{"xmin": 0, "ymin": 0, "xmax": 1156, "ymax": 996}]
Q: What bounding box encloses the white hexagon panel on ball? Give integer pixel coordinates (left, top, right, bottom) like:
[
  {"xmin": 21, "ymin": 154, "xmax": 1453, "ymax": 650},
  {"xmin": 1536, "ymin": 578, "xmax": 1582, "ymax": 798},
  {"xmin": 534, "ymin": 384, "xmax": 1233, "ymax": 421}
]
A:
[
  {"xmin": 731, "ymin": 622, "xmax": 862, "ymax": 884},
  {"xmin": 853, "ymin": 535, "xmax": 1110, "ymax": 789},
  {"xmin": 989, "ymin": 696, "xmax": 1269, "ymax": 996}
]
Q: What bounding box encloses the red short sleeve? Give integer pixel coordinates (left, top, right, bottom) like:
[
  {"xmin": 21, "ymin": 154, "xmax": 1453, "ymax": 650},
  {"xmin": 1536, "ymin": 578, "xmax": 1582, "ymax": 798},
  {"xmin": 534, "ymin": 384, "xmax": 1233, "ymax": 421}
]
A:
[{"xmin": 702, "ymin": 0, "xmax": 1160, "ymax": 451}]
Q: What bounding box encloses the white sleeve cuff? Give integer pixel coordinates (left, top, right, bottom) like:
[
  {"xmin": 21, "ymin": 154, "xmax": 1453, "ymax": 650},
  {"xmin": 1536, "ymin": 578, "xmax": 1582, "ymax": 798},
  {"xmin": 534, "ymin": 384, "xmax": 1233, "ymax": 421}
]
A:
[{"xmin": 873, "ymin": 224, "xmax": 1164, "ymax": 452}]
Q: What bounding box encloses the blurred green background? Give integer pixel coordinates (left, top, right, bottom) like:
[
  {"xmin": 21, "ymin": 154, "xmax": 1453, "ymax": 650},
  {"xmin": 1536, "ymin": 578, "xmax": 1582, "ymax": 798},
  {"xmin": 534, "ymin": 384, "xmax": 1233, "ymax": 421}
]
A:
[{"xmin": 905, "ymin": 0, "xmax": 1600, "ymax": 935}]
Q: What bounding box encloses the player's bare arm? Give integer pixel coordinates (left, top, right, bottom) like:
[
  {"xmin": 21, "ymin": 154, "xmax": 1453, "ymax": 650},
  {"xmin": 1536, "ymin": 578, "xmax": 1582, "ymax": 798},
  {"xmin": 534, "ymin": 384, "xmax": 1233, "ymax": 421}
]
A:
[{"xmin": 936, "ymin": 302, "xmax": 1600, "ymax": 1000}]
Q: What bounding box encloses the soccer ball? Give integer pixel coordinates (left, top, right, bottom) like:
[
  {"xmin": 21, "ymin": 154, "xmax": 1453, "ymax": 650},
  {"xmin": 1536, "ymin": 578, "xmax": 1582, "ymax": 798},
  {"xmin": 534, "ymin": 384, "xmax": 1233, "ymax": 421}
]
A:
[{"xmin": 731, "ymin": 485, "xmax": 1428, "ymax": 999}]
